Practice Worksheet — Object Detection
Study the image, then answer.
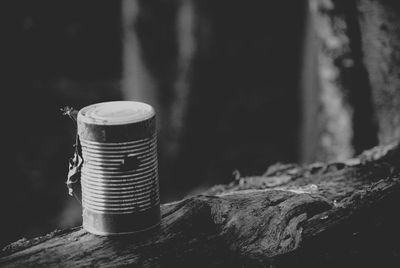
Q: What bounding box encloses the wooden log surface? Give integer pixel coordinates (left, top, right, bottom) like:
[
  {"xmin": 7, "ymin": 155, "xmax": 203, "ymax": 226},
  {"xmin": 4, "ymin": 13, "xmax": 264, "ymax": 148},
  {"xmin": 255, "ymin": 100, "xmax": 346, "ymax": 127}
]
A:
[{"xmin": 2, "ymin": 143, "xmax": 400, "ymax": 267}]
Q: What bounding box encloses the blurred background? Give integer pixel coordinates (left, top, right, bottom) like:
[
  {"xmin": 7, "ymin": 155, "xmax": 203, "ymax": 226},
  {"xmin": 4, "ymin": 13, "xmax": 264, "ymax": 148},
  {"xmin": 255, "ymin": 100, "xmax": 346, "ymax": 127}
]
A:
[{"xmin": 1, "ymin": 0, "xmax": 323, "ymax": 247}]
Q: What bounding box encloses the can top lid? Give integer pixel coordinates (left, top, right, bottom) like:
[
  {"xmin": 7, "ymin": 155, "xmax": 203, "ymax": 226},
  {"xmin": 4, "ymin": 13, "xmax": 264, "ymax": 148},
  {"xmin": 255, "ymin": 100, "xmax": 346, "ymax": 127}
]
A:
[{"xmin": 78, "ymin": 101, "xmax": 155, "ymax": 125}]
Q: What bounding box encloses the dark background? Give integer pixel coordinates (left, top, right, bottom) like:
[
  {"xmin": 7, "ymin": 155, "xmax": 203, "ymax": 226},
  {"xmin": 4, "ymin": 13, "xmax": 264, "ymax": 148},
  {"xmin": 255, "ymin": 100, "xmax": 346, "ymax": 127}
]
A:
[{"xmin": 1, "ymin": 0, "xmax": 306, "ymax": 247}]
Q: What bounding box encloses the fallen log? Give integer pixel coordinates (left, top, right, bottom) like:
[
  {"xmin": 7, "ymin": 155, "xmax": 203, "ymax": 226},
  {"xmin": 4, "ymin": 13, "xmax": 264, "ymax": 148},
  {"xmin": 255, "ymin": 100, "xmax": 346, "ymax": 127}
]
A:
[{"xmin": 2, "ymin": 143, "xmax": 400, "ymax": 267}]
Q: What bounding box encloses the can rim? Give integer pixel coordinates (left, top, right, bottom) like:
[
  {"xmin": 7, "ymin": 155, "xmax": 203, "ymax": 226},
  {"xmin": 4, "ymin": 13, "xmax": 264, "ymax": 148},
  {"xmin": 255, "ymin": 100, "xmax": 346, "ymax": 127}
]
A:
[{"xmin": 78, "ymin": 101, "xmax": 155, "ymax": 126}]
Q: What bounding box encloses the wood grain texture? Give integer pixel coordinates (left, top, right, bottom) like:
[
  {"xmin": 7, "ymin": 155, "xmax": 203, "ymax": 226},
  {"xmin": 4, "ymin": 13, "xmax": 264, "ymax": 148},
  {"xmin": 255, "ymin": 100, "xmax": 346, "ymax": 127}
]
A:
[{"xmin": 2, "ymin": 143, "xmax": 400, "ymax": 267}]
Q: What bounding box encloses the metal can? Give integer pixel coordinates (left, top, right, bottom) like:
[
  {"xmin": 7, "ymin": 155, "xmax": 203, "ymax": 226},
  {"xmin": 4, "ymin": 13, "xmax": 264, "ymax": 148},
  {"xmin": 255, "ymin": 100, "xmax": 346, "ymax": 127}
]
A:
[{"xmin": 77, "ymin": 101, "xmax": 160, "ymax": 235}]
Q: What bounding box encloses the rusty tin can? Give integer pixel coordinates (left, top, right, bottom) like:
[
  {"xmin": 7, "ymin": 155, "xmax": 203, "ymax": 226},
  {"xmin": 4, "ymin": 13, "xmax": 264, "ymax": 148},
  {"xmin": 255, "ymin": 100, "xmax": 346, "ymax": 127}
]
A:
[{"xmin": 77, "ymin": 101, "xmax": 160, "ymax": 235}]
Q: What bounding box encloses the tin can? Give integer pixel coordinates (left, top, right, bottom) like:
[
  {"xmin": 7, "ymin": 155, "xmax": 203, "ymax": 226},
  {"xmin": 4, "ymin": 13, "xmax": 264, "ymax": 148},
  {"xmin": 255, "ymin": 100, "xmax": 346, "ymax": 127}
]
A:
[{"xmin": 77, "ymin": 101, "xmax": 160, "ymax": 235}]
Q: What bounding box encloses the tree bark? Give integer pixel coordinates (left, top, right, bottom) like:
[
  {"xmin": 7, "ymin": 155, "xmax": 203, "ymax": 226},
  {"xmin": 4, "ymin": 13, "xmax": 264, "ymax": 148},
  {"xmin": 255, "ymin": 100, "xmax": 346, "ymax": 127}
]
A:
[
  {"xmin": 2, "ymin": 142, "xmax": 400, "ymax": 267},
  {"xmin": 357, "ymin": 0, "xmax": 400, "ymax": 145},
  {"xmin": 303, "ymin": 0, "xmax": 378, "ymax": 163},
  {"xmin": 304, "ymin": 0, "xmax": 400, "ymax": 163}
]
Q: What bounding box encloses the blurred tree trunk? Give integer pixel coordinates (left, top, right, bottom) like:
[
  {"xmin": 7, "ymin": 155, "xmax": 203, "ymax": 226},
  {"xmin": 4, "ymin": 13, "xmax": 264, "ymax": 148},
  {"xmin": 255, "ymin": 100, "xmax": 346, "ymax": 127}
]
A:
[
  {"xmin": 121, "ymin": 0, "xmax": 199, "ymax": 197},
  {"xmin": 303, "ymin": 0, "xmax": 400, "ymax": 163},
  {"xmin": 122, "ymin": 0, "xmax": 189, "ymax": 161},
  {"xmin": 357, "ymin": 0, "xmax": 400, "ymax": 144},
  {"xmin": 122, "ymin": 0, "xmax": 305, "ymax": 197}
]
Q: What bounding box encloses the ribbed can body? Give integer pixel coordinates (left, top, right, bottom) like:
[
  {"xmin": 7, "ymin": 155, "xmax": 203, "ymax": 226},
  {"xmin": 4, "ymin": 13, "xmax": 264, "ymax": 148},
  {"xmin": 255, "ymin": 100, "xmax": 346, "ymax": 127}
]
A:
[{"xmin": 77, "ymin": 101, "xmax": 160, "ymax": 235}]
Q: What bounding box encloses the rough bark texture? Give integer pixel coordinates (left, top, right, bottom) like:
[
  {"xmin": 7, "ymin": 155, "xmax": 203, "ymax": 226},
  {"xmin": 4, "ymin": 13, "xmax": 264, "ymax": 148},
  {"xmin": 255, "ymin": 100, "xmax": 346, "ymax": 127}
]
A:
[
  {"xmin": 304, "ymin": 0, "xmax": 378, "ymax": 163},
  {"xmin": 2, "ymin": 143, "xmax": 400, "ymax": 267},
  {"xmin": 357, "ymin": 0, "xmax": 400, "ymax": 145},
  {"xmin": 308, "ymin": 0, "xmax": 356, "ymax": 162},
  {"xmin": 305, "ymin": 0, "xmax": 400, "ymax": 163}
]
